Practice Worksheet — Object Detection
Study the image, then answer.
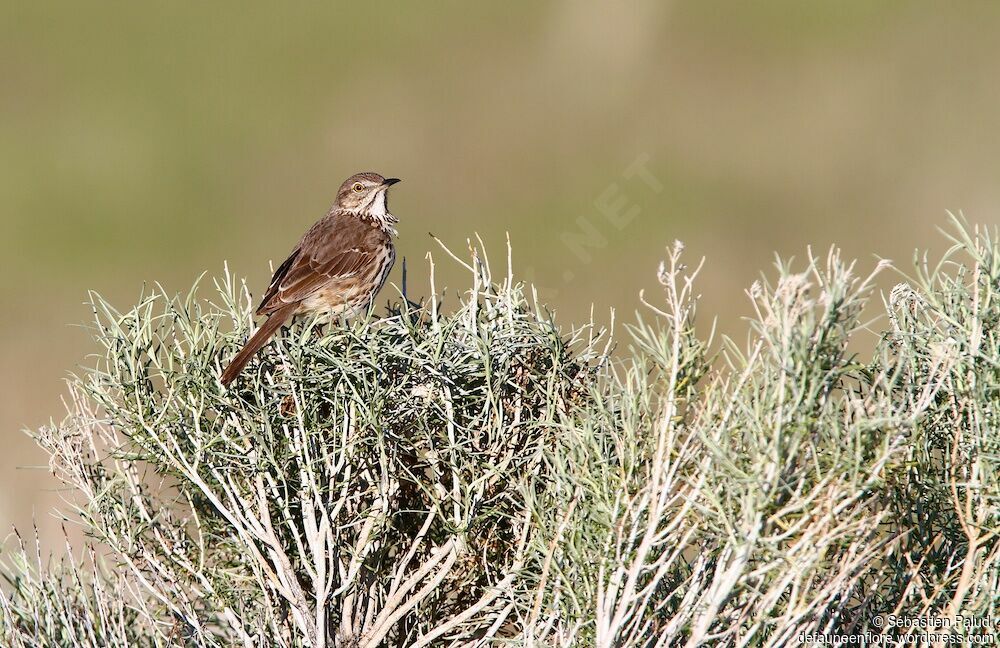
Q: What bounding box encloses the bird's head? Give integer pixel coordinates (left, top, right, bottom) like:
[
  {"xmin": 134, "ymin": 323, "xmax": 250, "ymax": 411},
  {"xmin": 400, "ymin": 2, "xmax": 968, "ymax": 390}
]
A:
[{"xmin": 334, "ymin": 172, "xmax": 401, "ymax": 229}]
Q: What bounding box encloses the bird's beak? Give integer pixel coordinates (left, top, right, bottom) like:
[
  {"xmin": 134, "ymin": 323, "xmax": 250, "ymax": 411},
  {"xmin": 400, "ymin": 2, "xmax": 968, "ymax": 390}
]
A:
[{"xmin": 382, "ymin": 178, "xmax": 401, "ymax": 186}]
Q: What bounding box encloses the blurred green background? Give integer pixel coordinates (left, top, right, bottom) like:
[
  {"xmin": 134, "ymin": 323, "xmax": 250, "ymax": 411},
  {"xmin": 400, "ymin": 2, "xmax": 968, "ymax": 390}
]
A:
[{"xmin": 3, "ymin": 1, "xmax": 1000, "ymax": 543}]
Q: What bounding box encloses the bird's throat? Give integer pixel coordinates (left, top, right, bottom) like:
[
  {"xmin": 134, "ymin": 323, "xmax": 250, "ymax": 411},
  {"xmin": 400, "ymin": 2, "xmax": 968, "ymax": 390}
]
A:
[{"xmin": 364, "ymin": 191, "xmax": 398, "ymax": 234}]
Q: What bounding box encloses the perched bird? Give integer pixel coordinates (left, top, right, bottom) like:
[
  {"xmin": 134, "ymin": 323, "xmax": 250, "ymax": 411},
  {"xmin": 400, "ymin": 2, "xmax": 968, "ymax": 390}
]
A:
[{"xmin": 220, "ymin": 172, "xmax": 401, "ymax": 387}]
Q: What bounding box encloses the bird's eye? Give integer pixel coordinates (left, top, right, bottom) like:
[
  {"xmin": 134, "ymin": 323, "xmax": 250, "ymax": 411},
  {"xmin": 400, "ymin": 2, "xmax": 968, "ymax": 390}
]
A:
[{"xmin": 352, "ymin": 182, "xmax": 364, "ymax": 192}]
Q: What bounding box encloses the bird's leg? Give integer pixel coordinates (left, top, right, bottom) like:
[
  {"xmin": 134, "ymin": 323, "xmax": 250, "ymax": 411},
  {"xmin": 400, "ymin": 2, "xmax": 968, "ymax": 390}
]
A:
[{"xmin": 310, "ymin": 316, "xmax": 327, "ymax": 339}]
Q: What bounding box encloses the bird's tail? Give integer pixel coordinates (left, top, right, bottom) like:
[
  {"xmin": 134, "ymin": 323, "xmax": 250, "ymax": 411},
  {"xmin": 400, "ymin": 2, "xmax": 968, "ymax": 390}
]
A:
[{"xmin": 220, "ymin": 305, "xmax": 296, "ymax": 387}]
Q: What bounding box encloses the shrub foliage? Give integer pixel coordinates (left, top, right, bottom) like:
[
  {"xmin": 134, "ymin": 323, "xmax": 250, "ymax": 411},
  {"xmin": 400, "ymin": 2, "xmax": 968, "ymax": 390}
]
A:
[{"xmin": 2, "ymin": 221, "xmax": 998, "ymax": 646}]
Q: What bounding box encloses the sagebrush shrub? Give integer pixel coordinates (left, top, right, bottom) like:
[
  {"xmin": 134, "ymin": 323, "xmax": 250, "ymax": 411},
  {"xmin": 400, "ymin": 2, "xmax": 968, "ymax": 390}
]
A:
[{"xmin": 3, "ymin": 221, "xmax": 997, "ymax": 647}]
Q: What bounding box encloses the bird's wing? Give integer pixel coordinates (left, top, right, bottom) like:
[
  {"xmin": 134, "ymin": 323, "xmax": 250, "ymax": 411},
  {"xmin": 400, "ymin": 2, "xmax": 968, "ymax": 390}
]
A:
[
  {"xmin": 255, "ymin": 248, "xmax": 301, "ymax": 314},
  {"xmin": 255, "ymin": 213, "xmax": 378, "ymax": 316}
]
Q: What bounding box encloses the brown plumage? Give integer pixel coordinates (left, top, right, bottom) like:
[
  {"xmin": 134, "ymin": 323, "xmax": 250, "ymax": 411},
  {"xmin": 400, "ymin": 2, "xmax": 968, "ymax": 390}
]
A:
[{"xmin": 220, "ymin": 172, "xmax": 400, "ymax": 387}]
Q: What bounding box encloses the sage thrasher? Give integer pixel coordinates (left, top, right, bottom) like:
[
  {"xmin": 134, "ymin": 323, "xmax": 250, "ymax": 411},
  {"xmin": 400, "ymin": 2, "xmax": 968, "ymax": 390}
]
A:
[{"xmin": 220, "ymin": 172, "xmax": 401, "ymax": 386}]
